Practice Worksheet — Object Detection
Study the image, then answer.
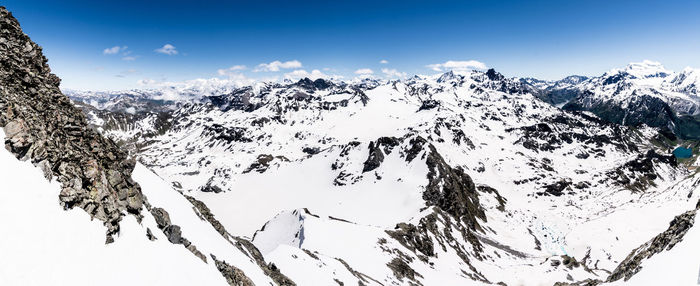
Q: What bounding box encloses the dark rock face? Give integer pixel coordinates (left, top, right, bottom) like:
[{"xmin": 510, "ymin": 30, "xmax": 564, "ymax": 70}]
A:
[
  {"xmin": 418, "ymin": 99, "xmax": 440, "ymax": 111},
  {"xmin": 294, "ymin": 77, "xmax": 333, "ymax": 90},
  {"xmin": 302, "ymin": 146, "xmax": 320, "ymax": 155},
  {"xmin": 362, "ymin": 136, "xmax": 400, "ymax": 172},
  {"xmin": 386, "ymin": 258, "xmax": 423, "ymax": 284},
  {"xmin": 164, "ymin": 225, "xmax": 183, "ymax": 244},
  {"xmin": 509, "ymin": 114, "xmax": 637, "ymax": 154},
  {"xmin": 423, "ymin": 144, "xmax": 486, "ymax": 231},
  {"xmin": 202, "ymin": 124, "xmax": 251, "ymax": 143},
  {"xmin": 0, "ymin": 6, "xmax": 144, "ymax": 242},
  {"xmin": 145, "ymin": 203, "xmax": 206, "ymax": 262},
  {"xmin": 537, "ymin": 180, "xmax": 572, "ymax": 197},
  {"xmin": 243, "ymin": 154, "xmax": 289, "ymax": 174},
  {"xmin": 485, "ymin": 69, "xmax": 504, "ymax": 81},
  {"xmin": 607, "ymin": 208, "xmax": 696, "ymax": 282},
  {"xmin": 151, "ymin": 207, "xmax": 171, "ymax": 229},
  {"xmin": 199, "ymin": 176, "xmax": 224, "ymax": 193},
  {"xmin": 208, "ymin": 88, "xmax": 254, "ymax": 112},
  {"xmin": 386, "ymin": 222, "xmax": 435, "ymax": 258},
  {"xmin": 211, "ymin": 255, "xmax": 255, "ymax": 286},
  {"xmin": 529, "ymin": 75, "xmax": 588, "ymax": 104},
  {"xmin": 405, "ymin": 136, "xmax": 428, "ymax": 163},
  {"xmin": 564, "ymin": 94, "xmax": 677, "ymax": 134},
  {"xmin": 607, "ymin": 150, "xmax": 676, "ymax": 192}
]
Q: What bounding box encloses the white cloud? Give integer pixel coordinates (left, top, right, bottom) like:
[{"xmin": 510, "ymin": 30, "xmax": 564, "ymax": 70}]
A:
[
  {"xmin": 284, "ymin": 69, "xmax": 328, "ymax": 80},
  {"xmin": 254, "ymin": 60, "xmax": 303, "ymax": 72},
  {"xmin": 137, "ymin": 79, "xmax": 157, "ymax": 86},
  {"xmin": 215, "ymin": 65, "xmax": 256, "ymax": 87},
  {"xmin": 381, "ymin": 68, "xmax": 406, "ymax": 78},
  {"xmin": 155, "ymin": 44, "xmax": 178, "ymax": 55},
  {"xmin": 380, "ymin": 59, "xmax": 389, "ymax": 64},
  {"xmin": 135, "ymin": 77, "xmax": 259, "ymax": 101},
  {"xmin": 122, "ymin": 56, "xmax": 137, "ymax": 61},
  {"xmin": 217, "ymin": 65, "xmax": 247, "ymax": 76},
  {"xmin": 354, "ymin": 68, "xmax": 374, "ymax": 75},
  {"xmin": 426, "ymin": 60, "xmax": 487, "ymax": 72},
  {"xmin": 103, "ymin": 46, "xmax": 127, "ymax": 55},
  {"xmin": 218, "ymin": 72, "xmax": 256, "ymax": 86}
]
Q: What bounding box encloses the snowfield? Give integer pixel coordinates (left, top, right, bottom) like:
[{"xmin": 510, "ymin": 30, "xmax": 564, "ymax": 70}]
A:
[
  {"xmin": 0, "ymin": 129, "xmax": 228, "ymax": 286},
  {"xmin": 5, "ymin": 62, "xmax": 700, "ymax": 285},
  {"xmin": 69, "ymin": 67, "xmax": 700, "ymax": 285}
]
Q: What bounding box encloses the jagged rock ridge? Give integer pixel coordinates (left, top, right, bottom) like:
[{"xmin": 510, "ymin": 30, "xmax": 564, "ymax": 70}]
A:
[{"xmin": 0, "ymin": 6, "xmax": 143, "ymax": 242}]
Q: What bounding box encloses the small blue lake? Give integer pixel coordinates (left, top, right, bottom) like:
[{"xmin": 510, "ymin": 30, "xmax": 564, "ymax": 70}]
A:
[{"xmin": 673, "ymin": 147, "xmax": 693, "ymax": 158}]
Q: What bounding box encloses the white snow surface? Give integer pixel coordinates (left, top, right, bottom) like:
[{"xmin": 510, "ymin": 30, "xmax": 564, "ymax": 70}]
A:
[
  {"xmin": 34, "ymin": 65, "xmax": 700, "ymax": 284},
  {"xmin": 0, "ymin": 130, "xmax": 229, "ymax": 286},
  {"xmin": 605, "ymin": 210, "xmax": 700, "ymax": 286}
]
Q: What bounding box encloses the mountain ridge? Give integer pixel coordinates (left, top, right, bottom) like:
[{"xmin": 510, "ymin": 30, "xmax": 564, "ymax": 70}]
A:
[{"xmin": 3, "ymin": 4, "xmax": 700, "ymax": 285}]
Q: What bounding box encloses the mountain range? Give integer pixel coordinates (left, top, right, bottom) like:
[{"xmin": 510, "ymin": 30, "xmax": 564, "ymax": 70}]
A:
[{"xmin": 3, "ymin": 6, "xmax": 700, "ymax": 286}]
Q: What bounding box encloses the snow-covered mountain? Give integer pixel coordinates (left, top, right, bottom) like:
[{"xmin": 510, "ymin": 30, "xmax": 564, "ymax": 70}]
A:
[
  {"xmin": 3, "ymin": 5, "xmax": 700, "ymax": 286},
  {"xmin": 520, "ymin": 75, "xmax": 589, "ymax": 105},
  {"xmin": 72, "ymin": 68, "xmax": 700, "ymax": 284},
  {"xmin": 560, "ymin": 61, "xmax": 700, "ymax": 139}
]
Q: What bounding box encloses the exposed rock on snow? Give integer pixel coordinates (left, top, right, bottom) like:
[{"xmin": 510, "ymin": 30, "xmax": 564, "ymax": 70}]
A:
[
  {"xmin": 0, "ymin": 6, "xmax": 143, "ymax": 242},
  {"xmin": 73, "ymin": 55, "xmax": 696, "ymax": 284},
  {"xmin": 0, "ymin": 7, "xmax": 296, "ymax": 286},
  {"xmin": 607, "ymin": 207, "xmax": 696, "ymax": 282},
  {"xmin": 6, "ymin": 3, "xmax": 700, "ymax": 284}
]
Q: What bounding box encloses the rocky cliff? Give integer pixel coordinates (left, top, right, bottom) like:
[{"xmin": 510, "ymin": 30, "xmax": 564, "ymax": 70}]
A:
[{"xmin": 0, "ymin": 6, "xmax": 143, "ymax": 242}]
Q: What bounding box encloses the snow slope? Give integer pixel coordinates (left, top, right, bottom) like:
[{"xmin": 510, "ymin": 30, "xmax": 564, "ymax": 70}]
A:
[
  {"xmin": 605, "ymin": 210, "xmax": 700, "ymax": 286},
  {"xmin": 0, "ymin": 127, "xmax": 287, "ymax": 285},
  {"xmin": 0, "ymin": 129, "xmax": 228, "ymax": 286}
]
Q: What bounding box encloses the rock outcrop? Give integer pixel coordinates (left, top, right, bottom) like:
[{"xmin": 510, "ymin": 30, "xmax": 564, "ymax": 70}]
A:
[
  {"xmin": 0, "ymin": 6, "xmax": 143, "ymax": 242},
  {"xmin": 606, "ymin": 208, "xmax": 696, "ymax": 282}
]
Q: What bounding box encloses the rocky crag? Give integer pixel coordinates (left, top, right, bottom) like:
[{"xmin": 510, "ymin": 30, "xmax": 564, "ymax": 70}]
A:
[
  {"xmin": 0, "ymin": 6, "xmax": 143, "ymax": 242},
  {"xmin": 0, "ymin": 7, "xmax": 297, "ymax": 286}
]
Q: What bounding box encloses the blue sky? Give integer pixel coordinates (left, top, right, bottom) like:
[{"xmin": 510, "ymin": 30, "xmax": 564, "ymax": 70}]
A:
[{"xmin": 3, "ymin": 0, "xmax": 700, "ymax": 90}]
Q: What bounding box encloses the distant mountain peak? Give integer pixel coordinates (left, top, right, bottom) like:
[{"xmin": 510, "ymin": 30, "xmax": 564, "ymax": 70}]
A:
[{"xmin": 621, "ymin": 60, "xmax": 671, "ymax": 79}]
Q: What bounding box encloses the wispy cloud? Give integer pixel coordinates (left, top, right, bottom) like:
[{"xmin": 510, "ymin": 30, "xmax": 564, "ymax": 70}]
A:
[
  {"xmin": 115, "ymin": 69, "xmax": 138, "ymax": 78},
  {"xmin": 103, "ymin": 46, "xmax": 127, "ymax": 55},
  {"xmin": 254, "ymin": 60, "xmax": 302, "ymax": 72},
  {"xmin": 215, "ymin": 65, "xmax": 256, "ymax": 86},
  {"xmin": 122, "ymin": 56, "xmax": 137, "ymax": 61},
  {"xmin": 137, "ymin": 79, "xmax": 157, "ymax": 86},
  {"xmin": 223, "ymin": 73, "xmax": 257, "ymax": 86},
  {"xmin": 381, "ymin": 68, "xmax": 406, "ymax": 78},
  {"xmin": 426, "ymin": 60, "xmax": 486, "ymax": 72},
  {"xmin": 284, "ymin": 69, "xmax": 328, "ymax": 80},
  {"xmin": 155, "ymin": 44, "xmax": 178, "ymax": 55},
  {"xmin": 354, "ymin": 68, "xmax": 374, "ymax": 75},
  {"xmin": 380, "ymin": 59, "xmax": 389, "ymax": 64},
  {"xmin": 217, "ymin": 65, "xmax": 247, "ymax": 76}
]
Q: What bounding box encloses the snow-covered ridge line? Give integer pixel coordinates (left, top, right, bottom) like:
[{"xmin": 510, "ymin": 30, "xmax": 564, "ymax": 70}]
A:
[
  {"xmin": 76, "ymin": 51, "xmax": 700, "ymax": 285},
  {"xmin": 65, "ymin": 61, "xmax": 700, "ymax": 108}
]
